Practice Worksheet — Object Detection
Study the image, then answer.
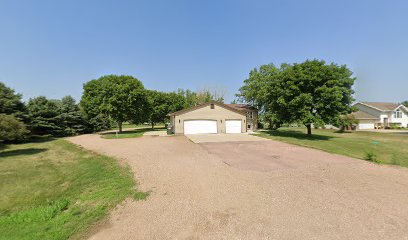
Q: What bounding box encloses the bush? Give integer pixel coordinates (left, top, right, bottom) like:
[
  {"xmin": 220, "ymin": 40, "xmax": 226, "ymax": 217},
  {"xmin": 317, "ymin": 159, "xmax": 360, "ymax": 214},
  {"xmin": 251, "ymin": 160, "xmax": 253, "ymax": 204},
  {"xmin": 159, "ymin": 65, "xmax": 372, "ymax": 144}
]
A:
[
  {"xmin": 0, "ymin": 114, "xmax": 29, "ymax": 142},
  {"xmin": 364, "ymin": 151, "xmax": 379, "ymax": 163}
]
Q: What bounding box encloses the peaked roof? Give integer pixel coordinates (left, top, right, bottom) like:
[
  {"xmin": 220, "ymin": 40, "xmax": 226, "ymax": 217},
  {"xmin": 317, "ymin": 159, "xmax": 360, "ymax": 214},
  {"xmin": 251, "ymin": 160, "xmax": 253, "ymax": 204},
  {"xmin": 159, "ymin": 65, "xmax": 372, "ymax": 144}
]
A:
[
  {"xmin": 168, "ymin": 101, "xmax": 247, "ymax": 116},
  {"xmin": 357, "ymin": 102, "xmax": 400, "ymax": 111},
  {"xmin": 226, "ymin": 104, "xmax": 257, "ymax": 111},
  {"xmin": 351, "ymin": 110, "xmax": 378, "ymax": 119}
]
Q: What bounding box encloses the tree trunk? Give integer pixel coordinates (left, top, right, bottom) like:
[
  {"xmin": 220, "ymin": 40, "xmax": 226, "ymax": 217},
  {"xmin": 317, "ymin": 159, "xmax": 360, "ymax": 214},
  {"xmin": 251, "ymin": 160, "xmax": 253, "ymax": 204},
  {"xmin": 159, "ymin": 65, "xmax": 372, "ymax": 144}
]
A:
[
  {"xmin": 118, "ymin": 121, "xmax": 123, "ymax": 133},
  {"xmin": 306, "ymin": 124, "xmax": 312, "ymax": 136},
  {"xmin": 151, "ymin": 122, "xmax": 155, "ymax": 130}
]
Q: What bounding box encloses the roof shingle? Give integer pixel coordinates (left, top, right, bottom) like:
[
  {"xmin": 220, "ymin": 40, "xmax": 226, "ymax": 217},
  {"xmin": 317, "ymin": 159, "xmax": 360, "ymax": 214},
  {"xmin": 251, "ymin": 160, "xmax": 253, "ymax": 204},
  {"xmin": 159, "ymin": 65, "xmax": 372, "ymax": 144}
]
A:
[{"xmin": 360, "ymin": 102, "xmax": 399, "ymax": 111}]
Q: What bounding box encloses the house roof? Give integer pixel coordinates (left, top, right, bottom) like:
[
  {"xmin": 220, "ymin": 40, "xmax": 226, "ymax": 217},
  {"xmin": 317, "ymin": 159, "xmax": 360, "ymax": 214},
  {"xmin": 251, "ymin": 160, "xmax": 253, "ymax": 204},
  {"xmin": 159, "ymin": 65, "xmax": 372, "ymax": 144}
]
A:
[
  {"xmin": 351, "ymin": 110, "xmax": 378, "ymax": 119},
  {"xmin": 168, "ymin": 101, "xmax": 247, "ymax": 116},
  {"xmin": 226, "ymin": 104, "xmax": 257, "ymax": 111},
  {"xmin": 359, "ymin": 102, "xmax": 400, "ymax": 111}
]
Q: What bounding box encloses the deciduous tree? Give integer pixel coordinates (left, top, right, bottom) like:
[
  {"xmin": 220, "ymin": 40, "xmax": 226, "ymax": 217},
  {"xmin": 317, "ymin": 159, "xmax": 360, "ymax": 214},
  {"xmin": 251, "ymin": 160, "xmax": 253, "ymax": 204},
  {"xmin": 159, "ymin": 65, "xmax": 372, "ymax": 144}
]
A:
[{"xmin": 81, "ymin": 75, "xmax": 150, "ymax": 132}]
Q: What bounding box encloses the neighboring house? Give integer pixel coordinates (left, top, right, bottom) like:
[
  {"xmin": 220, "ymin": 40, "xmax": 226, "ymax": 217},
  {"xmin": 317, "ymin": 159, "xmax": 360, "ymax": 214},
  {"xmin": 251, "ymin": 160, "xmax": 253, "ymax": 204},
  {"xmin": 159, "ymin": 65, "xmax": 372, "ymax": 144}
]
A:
[
  {"xmin": 168, "ymin": 102, "xmax": 258, "ymax": 134},
  {"xmin": 353, "ymin": 102, "xmax": 408, "ymax": 130}
]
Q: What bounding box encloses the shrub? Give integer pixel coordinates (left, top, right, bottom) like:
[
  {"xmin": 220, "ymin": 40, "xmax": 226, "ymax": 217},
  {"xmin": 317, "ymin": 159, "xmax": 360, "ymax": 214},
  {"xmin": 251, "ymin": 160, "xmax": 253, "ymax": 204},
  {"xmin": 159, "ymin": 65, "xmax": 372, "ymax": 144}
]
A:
[
  {"xmin": 364, "ymin": 151, "xmax": 379, "ymax": 163},
  {"xmin": 0, "ymin": 114, "xmax": 29, "ymax": 142}
]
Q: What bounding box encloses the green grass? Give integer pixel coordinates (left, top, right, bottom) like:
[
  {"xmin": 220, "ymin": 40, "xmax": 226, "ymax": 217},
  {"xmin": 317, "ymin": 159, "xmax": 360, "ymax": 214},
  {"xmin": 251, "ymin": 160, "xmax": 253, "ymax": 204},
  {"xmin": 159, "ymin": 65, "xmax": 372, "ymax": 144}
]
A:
[
  {"xmin": 256, "ymin": 128, "xmax": 408, "ymax": 167},
  {"xmin": 101, "ymin": 126, "xmax": 165, "ymax": 139},
  {"xmin": 0, "ymin": 138, "xmax": 147, "ymax": 240},
  {"xmin": 110, "ymin": 123, "xmax": 149, "ymax": 130}
]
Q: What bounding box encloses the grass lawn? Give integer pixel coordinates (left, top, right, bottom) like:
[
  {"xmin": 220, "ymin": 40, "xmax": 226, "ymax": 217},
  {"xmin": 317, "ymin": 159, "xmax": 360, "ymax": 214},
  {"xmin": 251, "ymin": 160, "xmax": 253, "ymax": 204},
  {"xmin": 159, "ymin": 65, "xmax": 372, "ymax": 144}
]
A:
[
  {"xmin": 0, "ymin": 138, "xmax": 148, "ymax": 240},
  {"xmin": 101, "ymin": 126, "xmax": 166, "ymax": 139},
  {"xmin": 256, "ymin": 128, "xmax": 408, "ymax": 167}
]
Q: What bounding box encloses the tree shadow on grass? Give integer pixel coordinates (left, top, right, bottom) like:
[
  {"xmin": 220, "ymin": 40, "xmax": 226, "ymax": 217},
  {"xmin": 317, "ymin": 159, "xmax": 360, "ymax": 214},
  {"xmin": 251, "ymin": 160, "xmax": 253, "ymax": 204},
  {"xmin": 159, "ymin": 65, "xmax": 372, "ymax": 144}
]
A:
[
  {"xmin": 0, "ymin": 148, "xmax": 48, "ymax": 158},
  {"xmin": 264, "ymin": 130, "xmax": 337, "ymax": 141}
]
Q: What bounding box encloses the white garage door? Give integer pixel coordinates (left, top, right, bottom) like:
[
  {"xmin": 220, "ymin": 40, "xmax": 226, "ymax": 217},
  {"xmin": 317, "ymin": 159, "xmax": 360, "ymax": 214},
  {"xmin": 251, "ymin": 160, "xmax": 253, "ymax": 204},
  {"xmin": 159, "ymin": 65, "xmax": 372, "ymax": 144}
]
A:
[
  {"xmin": 358, "ymin": 123, "xmax": 375, "ymax": 130},
  {"xmin": 184, "ymin": 120, "xmax": 217, "ymax": 134},
  {"xmin": 226, "ymin": 120, "xmax": 242, "ymax": 133}
]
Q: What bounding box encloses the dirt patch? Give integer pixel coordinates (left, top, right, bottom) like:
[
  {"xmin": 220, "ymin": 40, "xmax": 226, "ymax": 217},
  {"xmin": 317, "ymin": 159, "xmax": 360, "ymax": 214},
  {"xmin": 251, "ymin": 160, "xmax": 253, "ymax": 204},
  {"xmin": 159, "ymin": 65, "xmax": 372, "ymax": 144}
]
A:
[{"xmin": 68, "ymin": 134, "xmax": 408, "ymax": 240}]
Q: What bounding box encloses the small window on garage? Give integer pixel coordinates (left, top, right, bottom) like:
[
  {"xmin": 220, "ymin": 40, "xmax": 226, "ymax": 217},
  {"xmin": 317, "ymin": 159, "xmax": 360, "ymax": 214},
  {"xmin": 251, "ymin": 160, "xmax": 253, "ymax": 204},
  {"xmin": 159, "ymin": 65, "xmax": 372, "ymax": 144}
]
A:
[{"xmin": 210, "ymin": 103, "xmax": 215, "ymax": 109}]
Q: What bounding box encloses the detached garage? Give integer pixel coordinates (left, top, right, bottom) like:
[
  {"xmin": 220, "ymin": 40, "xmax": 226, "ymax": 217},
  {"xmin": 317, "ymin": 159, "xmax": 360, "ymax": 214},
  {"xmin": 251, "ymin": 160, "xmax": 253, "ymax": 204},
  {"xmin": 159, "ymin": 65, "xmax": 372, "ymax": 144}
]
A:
[{"xmin": 168, "ymin": 102, "xmax": 248, "ymax": 135}]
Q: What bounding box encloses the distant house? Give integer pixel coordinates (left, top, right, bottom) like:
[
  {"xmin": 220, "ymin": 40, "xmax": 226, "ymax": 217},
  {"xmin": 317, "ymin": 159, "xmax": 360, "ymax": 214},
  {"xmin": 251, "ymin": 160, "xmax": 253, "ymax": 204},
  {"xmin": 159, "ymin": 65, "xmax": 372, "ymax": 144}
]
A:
[
  {"xmin": 168, "ymin": 102, "xmax": 258, "ymax": 134},
  {"xmin": 352, "ymin": 102, "xmax": 408, "ymax": 130}
]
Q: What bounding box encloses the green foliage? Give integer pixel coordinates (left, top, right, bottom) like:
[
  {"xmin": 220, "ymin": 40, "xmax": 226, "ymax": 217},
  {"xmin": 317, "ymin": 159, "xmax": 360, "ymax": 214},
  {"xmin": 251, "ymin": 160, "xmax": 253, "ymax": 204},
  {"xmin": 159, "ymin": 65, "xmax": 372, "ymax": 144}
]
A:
[
  {"xmin": 148, "ymin": 90, "xmax": 184, "ymax": 128},
  {"xmin": 26, "ymin": 96, "xmax": 61, "ymax": 135},
  {"xmin": 55, "ymin": 96, "xmax": 87, "ymax": 135},
  {"xmin": 0, "ymin": 139, "xmax": 146, "ymax": 240},
  {"xmin": 238, "ymin": 60, "xmax": 356, "ymax": 135},
  {"xmin": 401, "ymin": 101, "xmax": 408, "ymax": 108},
  {"xmin": 237, "ymin": 64, "xmax": 279, "ymax": 111},
  {"xmin": 337, "ymin": 114, "xmax": 359, "ymax": 131},
  {"xmin": 177, "ymin": 88, "xmax": 224, "ymax": 108},
  {"xmin": 81, "ymin": 75, "xmax": 150, "ymax": 132},
  {"xmin": 0, "ymin": 114, "xmax": 29, "ymax": 142},
  {"xmin": 0, "ymin": 82, "xmax": 27, "ymax": 121},
  {"xmin": 364, "ymin": 151, "xmax": 379, "ymax": 163}
]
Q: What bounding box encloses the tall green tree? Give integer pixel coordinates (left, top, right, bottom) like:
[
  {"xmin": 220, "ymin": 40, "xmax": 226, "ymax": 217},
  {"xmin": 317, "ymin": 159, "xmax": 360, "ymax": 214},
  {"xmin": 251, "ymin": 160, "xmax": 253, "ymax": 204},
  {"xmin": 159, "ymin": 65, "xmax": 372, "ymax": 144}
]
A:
[
  {"xmin": 148, "ymin": 91, "xmax": 185, "ymax": 129},
  {"xmin": 402, "ymin": 101, "xmax": 408, "ymax": 108},
  {"xmin": 268, "ymin": 60, "xmax": 356, "ymax": 136},
  {"xmin": 81, "ymin": 75, "xmax": 150, "ymax": 132},
  {"xmin": 148, "ymin": 90, "xmax": 169, "ymax": 129},
  {"xmin": 238, "ymin": 60, "xmax": 356, "ymax": 135},
  {"xmin": 56, "ymin": 96, "xmax": 87, "ymax": 135},
  {"xmin": 0, "ymin": 82, "xmax": 27, "ymax": 121},
  {"xmin": 27, "ymin": 96, "xmax": 61, "ymax": 135},
  {"xmin": 237, "ymin": 64, "xmax": 282, "ymax": 129}
]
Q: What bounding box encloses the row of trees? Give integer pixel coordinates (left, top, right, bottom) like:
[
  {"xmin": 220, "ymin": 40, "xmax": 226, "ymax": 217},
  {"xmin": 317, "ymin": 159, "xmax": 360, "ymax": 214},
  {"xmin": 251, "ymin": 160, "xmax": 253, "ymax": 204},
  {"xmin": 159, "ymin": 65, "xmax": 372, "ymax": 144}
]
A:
[
  {"xmin": 237, "ymin": 59, "xmax": 357, "ymax": 135},
  {"xmin": 81, "ymin": 75, "xmax": 224, "ymax": 132},
  {"xmin": 0, "ymin": 76, "xmax": 224, "ymax": 141},
  {"xmin": 1, "ymin": 81, "xmax": 91, "ymax": 141}
]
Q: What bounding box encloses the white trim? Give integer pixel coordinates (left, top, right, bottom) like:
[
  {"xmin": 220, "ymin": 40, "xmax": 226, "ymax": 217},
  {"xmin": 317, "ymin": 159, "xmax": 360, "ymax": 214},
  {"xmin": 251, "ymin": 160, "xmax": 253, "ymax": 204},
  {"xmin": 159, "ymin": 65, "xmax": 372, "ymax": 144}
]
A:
[{"xmin": 394, "ymin": 104, "xmax": 408, "ymax": 112}]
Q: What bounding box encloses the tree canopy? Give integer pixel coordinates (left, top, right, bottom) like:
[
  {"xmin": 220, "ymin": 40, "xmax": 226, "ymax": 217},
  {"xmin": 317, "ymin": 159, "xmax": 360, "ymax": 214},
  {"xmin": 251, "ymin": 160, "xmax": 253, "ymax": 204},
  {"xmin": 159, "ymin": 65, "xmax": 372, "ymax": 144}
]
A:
[
  {"xmin": 148, "ymin": 90, "xmax": 185, "ymax": 128},
  {"xmin": 26, "ymin": 96, "xmax": 61, "ymax": 135},
  {"xmin": 81, "ymin": 75, "xmax": 150, "ymax": 132},
  {"xmin": 0, "ymin": 82, "xmax": 26, "ymax": 121},
  {"xmin": 238, "ymin": 60, "xmax": 356, "ymax": 135}
]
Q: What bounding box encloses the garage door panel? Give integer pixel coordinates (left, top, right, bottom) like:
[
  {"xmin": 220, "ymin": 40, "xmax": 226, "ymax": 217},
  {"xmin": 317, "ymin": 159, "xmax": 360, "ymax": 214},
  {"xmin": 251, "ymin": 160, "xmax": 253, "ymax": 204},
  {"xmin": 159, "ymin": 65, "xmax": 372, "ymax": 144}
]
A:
[
  {"xmin": 358, "ymin": 123, "xmax": 375, "ymax": 130},
  {"xmin": 226, "ymin": 120, "xmax": 242, "ymax": 133},
  {"xmin": 184, "ymin": 120, "xmax": 217, "ymax": 134}
]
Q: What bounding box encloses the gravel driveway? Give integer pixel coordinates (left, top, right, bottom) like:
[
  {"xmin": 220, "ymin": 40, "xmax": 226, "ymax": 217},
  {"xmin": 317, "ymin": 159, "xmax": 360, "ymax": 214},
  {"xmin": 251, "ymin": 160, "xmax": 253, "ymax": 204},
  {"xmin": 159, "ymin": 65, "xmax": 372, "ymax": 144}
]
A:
[{"xmin": 68, "ymin": 134, "xmax": 408, "ymax": 240}]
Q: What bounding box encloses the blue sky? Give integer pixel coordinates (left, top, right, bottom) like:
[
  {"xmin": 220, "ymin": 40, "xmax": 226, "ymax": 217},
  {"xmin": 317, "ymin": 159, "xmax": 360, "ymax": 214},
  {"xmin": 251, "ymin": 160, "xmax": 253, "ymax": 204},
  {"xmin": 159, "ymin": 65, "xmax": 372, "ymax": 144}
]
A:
[{"xmin": 0, "ymin": 0, "xmax": 407, "ymax": 103}]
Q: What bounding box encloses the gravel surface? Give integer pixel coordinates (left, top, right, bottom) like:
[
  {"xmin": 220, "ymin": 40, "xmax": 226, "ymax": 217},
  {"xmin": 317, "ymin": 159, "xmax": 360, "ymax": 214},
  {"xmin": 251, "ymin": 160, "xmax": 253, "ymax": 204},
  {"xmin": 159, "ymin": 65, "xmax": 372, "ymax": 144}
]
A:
[{"xmin": 68, "ymin": 134, "xmax": 408, "ymax": 240}]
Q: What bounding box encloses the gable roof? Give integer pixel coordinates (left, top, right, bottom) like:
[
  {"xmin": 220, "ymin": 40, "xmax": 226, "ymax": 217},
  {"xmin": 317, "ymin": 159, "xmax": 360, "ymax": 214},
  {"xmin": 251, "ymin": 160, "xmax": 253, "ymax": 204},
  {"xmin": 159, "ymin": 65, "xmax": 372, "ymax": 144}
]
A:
[
  {"xmin": 226, "ymin": 104, "xmax": 257, "ymax": 111},
  {"xmin": 358, "ymin": 102, "xmax": 400, "ymax": 111},
  {"xmin": 168, "ymin": 101, "xmax": 247, "ymax": 116},
  {"xmin": 351, "ymin": 110, "xmax": 378, "ymax": 119}
]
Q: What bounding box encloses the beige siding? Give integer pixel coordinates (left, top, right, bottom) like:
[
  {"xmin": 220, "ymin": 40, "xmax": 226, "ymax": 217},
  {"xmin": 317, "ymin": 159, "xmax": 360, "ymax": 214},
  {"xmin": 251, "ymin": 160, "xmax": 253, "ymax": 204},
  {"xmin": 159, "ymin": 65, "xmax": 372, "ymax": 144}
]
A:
[{"xmin": 173, "ymin": 105, "xmax": 246, "ymax": 134}]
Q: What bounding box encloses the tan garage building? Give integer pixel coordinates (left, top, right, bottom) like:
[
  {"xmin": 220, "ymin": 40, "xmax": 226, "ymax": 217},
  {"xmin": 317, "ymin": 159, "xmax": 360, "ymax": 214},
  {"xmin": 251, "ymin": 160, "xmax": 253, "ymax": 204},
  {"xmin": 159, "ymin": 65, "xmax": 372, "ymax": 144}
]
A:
[{"xmin": 168, "ymin": 102, "xmax": 257, "ymax": 134}]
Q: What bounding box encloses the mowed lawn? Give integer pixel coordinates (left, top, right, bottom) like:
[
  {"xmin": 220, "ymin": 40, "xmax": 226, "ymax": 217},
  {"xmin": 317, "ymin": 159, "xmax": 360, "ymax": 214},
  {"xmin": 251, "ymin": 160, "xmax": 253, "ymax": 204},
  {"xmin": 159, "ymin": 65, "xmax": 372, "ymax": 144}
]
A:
[
  {"xmin": 0, "ymin": 138, "xmax": 147, "ymax": 240},
  {"xmin": 101, "ymin": 126, "xmax": 165, "ymax": 139},
  {"xmin": 257, "ymin": 128, "xmax": 408, "ymax": 167}
]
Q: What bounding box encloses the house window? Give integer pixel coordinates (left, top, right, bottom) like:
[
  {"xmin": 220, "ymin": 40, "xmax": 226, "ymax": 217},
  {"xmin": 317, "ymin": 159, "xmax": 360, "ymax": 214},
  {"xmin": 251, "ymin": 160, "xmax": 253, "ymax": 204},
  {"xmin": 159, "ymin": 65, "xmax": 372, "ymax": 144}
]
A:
[
  {"xmin": 247, "ymin": 111, "xmax": 253, "ymax": 119},
  {"xmin": 210, "ymin": 104, "xmax": 214, "ymax": 109},
  {"xmin": 394, "ymin": 110, "xmax": 403, "ymax": 118}
]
